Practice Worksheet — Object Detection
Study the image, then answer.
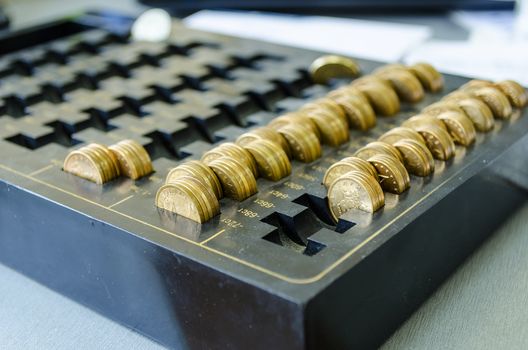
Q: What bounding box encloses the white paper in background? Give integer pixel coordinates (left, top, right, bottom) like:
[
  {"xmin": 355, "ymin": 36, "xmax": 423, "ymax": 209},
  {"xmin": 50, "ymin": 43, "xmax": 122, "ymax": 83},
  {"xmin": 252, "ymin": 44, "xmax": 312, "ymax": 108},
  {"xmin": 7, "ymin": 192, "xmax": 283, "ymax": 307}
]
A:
[
  {"xmin": 451, "ymin": 10, "xmax": 515, "ymax": 42},
  {"xmin": 184, "ymin": 10, "xmax": 432, "ymax": 62},
  {"xmin": 404, "ymin": 41, "xmax": 528, "ymax": 86}
]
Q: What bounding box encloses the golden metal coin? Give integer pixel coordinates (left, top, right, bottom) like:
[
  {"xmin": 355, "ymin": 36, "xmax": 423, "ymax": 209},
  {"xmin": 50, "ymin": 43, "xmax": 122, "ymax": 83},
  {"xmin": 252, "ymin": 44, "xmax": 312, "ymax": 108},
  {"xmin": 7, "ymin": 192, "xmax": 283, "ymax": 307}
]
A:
[
  {"xmin": 378, "ymin": 126, "xmax": 426, "ymax": 146},
  {"xmin": 202, "ymin": 142, "xmax": 258, "ymax": 177},
  {"xmin": 368, "ymin": 154, "xmax": 410, "ymax": 194},
  {"xmin": 408, "ymin": 62, "xmax": 444, "ymax": 92},
  {"xmin": 327, "ymin": 85, "xmax": 377, "ymax": 130},
  {"xmin": 109, "ymin": 140, "xmax": 152, "ymax": 180},
  {"xmin": 351, "ymin": 169, "xmax": 385, "ymax": 211},
  {"xmin": 442, "ymin": 91, "xmax": 495, "ymax": 132},
  {"xmin": 302, "ymin": 97, "xmax": 349, "ymax": 127},
  {"xmin": 393, "ymin": 138, "xmax": 435, "ymax": 177},
  {"xmin": 236, "ymin": 126, "xmax": 292, "ymax": 159},
  {"xmin": 309, "ymin": 55, "xmax": 361, "ymax": 84},
  {"xmin": 402, "ymin": 114, "xmax": 448, "ymax": 132},
  {"xmin": 166, "ymin": 160, "xmax": 223, "ymax": 199},
  {"xmin": 352, "ymin": 76, "xmax": 400, "ymax": 116},
  {"xmin": 305, "ymin": 108, "xmax": 350, "ymax": 147},
  {"xmin": 495, "ymin": 80, "xmax": 528, "ymax": 108},
  {"xmin": 463, "ymin": 85, "xmax": 512, "ymax": 119},
  {"xmin": 209, "ymin": 157, "xmax": 257, "ymax": 201},
  {"xmin": 412, "ymin": 124, "xmax": 455, "ymax": 160},
  {"xmin": 87, "ymin": 143, "xmax": 121, "ymax": 182},
  {"xmin": 374, "ymin": 66, "xmax": 425, "ymax": 102},
  {"xmin": 268, "ymin": 112, "xmax": 322, "ymax": 141},
  {"xmin": 436, "ymin": 111, "xmax": 476, "ymax": 146},
  {"xmin": 328, "ymin": 170, "xmax": 384, "ymax": 221},
  {"xmin": 354, "ymin": 141, "xmax": 403, "ymax": 162},
  {"xmin": 63, "ymin": 149, "xmax": 105, "ymax": 184},
  {"xmin": 242, "ymin": 139, "xmax": 292, "ymax": 181},
  {"xmin": 155, "ymin": 177, "xmax": 220, "ymax": 223},
  {"xmin": 323, "ymin": 157, "xmax": 378, "ymax": 189},
  {"xmin": 277, "ymin": 123, "xmax": 322, "ymax": 163},
  {"xmin": 124, "ymin": 139, "xmax": 154, "ymax": 176},
  {"xmin": 422, "ymin": 101, "xmax": 466, "ymax": 117}
]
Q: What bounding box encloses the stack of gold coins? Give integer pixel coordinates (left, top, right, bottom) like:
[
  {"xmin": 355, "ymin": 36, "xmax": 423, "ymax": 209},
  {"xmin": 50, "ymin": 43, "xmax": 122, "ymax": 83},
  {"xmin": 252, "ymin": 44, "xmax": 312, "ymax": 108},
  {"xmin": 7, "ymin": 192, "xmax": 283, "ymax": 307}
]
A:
[
  {"xmin": 309, "ymin": 55, "xmax": 361, "ymax": 84},
  {"xmin": 408, "ymin": 62, "xmax": 444, "ymax": 92},
  {"xmin": 155, "ymin": 176, "xmax": 220, "ymax": 223},
  {"xmin": 495, "ymin": 80, "xmax": 528, "ymax": 108},
  {"xmin": 236, "ymin": 126, "xmax": 292, "ymax": 158},
  {"xmin": 323, "ymin": 156, "xmax": 378, "ymax": 189},
  {"xmin": 442, "ymin": 91, "xmax": 495, "ymax": 132},
  {"xmin": 353, "ymin": 141, "xmax": 403, "ymax": 163},
  {"xmin": 109, "ymin": 139, "xmax": 153, "ymax": 180},
  {"xmin": 241, "ymin": 139, "xmax": 291, "ymax": 181},
  {"xmin": 327, "ymin": 170, "xmax": 385, "ymax": 221},
  {"xmin": 300, "ymin": 107, "xmax": 350, "ymax": 147},
  {"xmin": 421, "ymin": 104, "xmax": 477, "ymax": 146},
  {"xmin": 302, "ymin": 97, "xmax": 349, "ymax": 128},
  {"xmin": 202, "ymin": 142, "xmax": 258, "ymax": 177},
  {"xmin": 368, "ymin": 154, "xmax": 410, "ymax": 194},
  {"xmin": 268, "ymin": 113, "xmax": 322, "ymax": 141},
  {"xmin": 378, "ymin": 126, "xmax": 426, "ymax": 145},
  {"xmin": 208, "ymin": 157, "xmax": 258, "ymax": 201},
  {"xmin": 351, "ymin": 76, "xmax": 400, "ymax": 116},
  {"xmin": 392, "ymin": 139, "xmax": 435, "ymax": 177},
  {"xmin": 461, "ymin": 80, "xmax": 512, "ymax": 119},
  {"xmin": 276, "ymin": 123, "xmax": 322, "ymax": 163},
  {"xmin": 63, "ymin": 143, "xmax": 121, "ymax": 184},
  {"xmin": 166, "ymin": 160, "xmax": 223, "ymax": 199},
  {"xmin": 374, "ymin": 65, "xmax": 425, "ymax": 103},
  {"xmin": 327, "ymin": 86, "xmax": 377, "ymax": 130}
]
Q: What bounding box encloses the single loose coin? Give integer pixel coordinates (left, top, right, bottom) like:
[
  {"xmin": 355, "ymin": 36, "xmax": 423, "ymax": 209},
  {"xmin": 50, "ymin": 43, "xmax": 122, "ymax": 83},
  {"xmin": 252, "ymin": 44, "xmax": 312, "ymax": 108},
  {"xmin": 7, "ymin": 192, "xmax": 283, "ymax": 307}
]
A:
[
  {"xmin": 375, "ymin": 67, "xmax": 425, "ymax": 102},
  {"xmin": 209, "ymin": 157, "xmax": 258, "ymax": 201},
  {"xmin": 368, "ymin": 154, "xmax": 410, "ymax": 194},
  {"xmin": 277, "ymin": 123, "xmax": 322, "ymax": 163},
  {"xmin": 328, "ymin": 171, "xmax": 381, "ymax": 221},
  {"xmin": 352, "ymin": 76, "xmax": 400, "ymax": 116},
  {"xmin": 378, "ymin": 126, "xmax": 426, "ymax": 146},
  {"xmin": 413, "ymin": 124, "xmax": 455, "ymax": 161},
  {"xmin": 408, "ymin": 62, "xmax": 444, "ymax": 92},
  {"xmin": 166, "ymin": 160, "xmax": 223, "ymax": 199},
  {"xmin": 393, "ymin": 138, "xmax": 435, "ymax": 177},
  {"xmin": 354, "ymin": 141, "xmax": 403, "ymax": 162},
  {"xmin": 495, "ymin": 80, "xmax": 527, "ymax": 108},
  {"xmin": 309, "ymin": 55, "xmax": 361, "ymax": 84},
  {"xmin": 436, "ymin": 111, "xmax": 476, "ymax": 146},
  {"xmin": 243, "ymin": 139, "xmax": 292, "ymax": 181},
  {"xmin": 236, "ymin": 126, "xmax": 292, "ymax": 159}
]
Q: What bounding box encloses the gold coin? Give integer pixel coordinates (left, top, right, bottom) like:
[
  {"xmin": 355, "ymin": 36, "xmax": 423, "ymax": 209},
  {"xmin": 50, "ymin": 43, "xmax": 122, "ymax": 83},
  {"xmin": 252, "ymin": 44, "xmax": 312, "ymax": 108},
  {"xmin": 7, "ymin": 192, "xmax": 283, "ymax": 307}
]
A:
[
  {"xmin": 352, "ymin": 76, "xmax": 400, "ymax": 116},
  {"xmin": 242, "ymin": 139, "xmax": 292, "ymax": 181},
  {"xmin": 442, "ymin": 92, "xmax": 495, "ymax": 132},
  {"xmin": 86, "ymin": 143, "xmax": 120, "ymax": 182},
  {"xmin": 202, "ymin": 142, "xmax": 258, "ymax": 177},
  {"xmin": 323, "ymin": 157, "xmax": 377, "ymax": 189},
  {"xmin": 306, "ymin": 109, "xmax": 350, "ymax": 147},
  {"xmin": 268, "ymin": 112, "xmax": 322, "ymax": 141},
  {"xmin": 412, "ymin": 124, "xmax": 455, "ymax": 160},
  {"xmin": 408, "ymin": 62, "xmax": 444, "ymax": 92},
  {"xmin": 63, "ymin": 149, "xmax": 104, "ymax": 184},
  {"xmin": 368, "ymin": 154, "xmax": 410, "ymax": 194},
  {"xmin": 236, "ymin": 126, "xmax": 292, "ymax": 159},
  {"xmin": 393, "ymin": 138, "xmax": 435, "ymax": 176},
  {"xmin": 402, "ymin": 114, "xmax": 448, "ymax": 132},
  {"xmin": 309, "ymin": 55, "xmax": 361, "ymax": 84},
  {"xmin": 374, "ymin": 66, "xmax": 425, "ymax": 102},
  {"xmin": 463, "ymin": 85, "xmax": 512, "ymax": 119},
  {"xmin": 436, "ymin": 111, "xmax": 476, "ymax": 146},
  {"xmin": 327, "ymin": 85, "xmax": 377, "ymax": 130},
  {"xmin": 378, "ymin": 126, "xmax": 426, "ymax": 146},
  {"xmin": 354, "ymin": 141, "xmax": 403, "ymax": 162},
  {"xmin": 155, "ymin": 177, "xmax": 219, "ymax": 223},
  {"xmin": 109, "ymin": 142, "xmax": 141, "ymax": 180},
  {"xmin": 328, "ymin": 170, "xmax": 382, "ymax": 221},
  {"xmin": 277, "ymin": 123, "xmax": 322, "ymax": 163},
  {"xmin": 351, "ymin": 169, "xmax": 385, "ymax": 211},
  {"xmin": 166, "ymin": 160, "xmax": 223, "ymax": 199},
  {"xmin": 341, "ymin": 156, "xmax": 379, "ymax": 180},
  {"xmin": 495, "ymin": 80, "xmax": 527, "ymax": 108},
  {"xmin": 302, "ymin": 97, "xmax": 349, "ymax": 127},
  {"xmin": 209, "ymin": 157, "xmax": 257, "ymax": 201},
  {"xmin": 422, "ymin": 101, "xmax": 466, "ymax": 117},
  {"xmin": 123, "ymin": 139, "xmax": 154, "ymax": 176}
]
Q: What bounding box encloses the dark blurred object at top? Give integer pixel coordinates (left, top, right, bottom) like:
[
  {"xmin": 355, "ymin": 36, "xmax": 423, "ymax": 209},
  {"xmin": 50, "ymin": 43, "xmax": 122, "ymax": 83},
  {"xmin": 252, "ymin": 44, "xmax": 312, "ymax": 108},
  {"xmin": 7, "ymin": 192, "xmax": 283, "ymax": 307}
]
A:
[{"xmin": 139, "ymin": 0, "xmax": 515, "ymax": 15}]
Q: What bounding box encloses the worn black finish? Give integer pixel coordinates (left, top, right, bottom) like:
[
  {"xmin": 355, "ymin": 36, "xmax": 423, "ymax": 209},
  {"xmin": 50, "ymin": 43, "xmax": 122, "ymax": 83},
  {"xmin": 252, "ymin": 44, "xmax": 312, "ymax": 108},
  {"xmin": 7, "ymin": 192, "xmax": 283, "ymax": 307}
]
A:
[{"xmin": 0, "ymin": 13, "xmax": 527, "ymax": 350}]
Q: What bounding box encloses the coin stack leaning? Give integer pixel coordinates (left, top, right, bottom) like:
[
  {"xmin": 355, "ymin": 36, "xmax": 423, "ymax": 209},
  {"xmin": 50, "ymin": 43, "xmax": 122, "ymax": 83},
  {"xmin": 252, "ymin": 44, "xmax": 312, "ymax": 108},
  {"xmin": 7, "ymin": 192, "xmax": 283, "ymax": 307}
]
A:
[
  {"xmin": 109, "ymin": 139, "xmax": 154, "ymax": 180},
  {"xmin": 63, "ymin": 143, "xmax": 121, "ymax": 184}
]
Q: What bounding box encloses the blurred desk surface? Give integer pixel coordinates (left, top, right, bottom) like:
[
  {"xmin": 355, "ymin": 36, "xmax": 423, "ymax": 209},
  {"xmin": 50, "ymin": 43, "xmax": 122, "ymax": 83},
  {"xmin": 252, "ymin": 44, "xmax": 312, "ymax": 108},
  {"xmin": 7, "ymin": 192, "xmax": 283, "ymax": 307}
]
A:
[{"xmin": 1, "ymin": 1, "xmax": 528, "ymax": 349}]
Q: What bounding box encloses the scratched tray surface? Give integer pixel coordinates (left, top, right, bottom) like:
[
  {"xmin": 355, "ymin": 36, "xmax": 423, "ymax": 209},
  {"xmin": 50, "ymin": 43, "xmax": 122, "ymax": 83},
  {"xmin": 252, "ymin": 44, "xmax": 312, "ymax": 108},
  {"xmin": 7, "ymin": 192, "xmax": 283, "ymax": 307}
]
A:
[{"xmin": 1, "ymin": 23, "xmax": 526, "ymax": 299}]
